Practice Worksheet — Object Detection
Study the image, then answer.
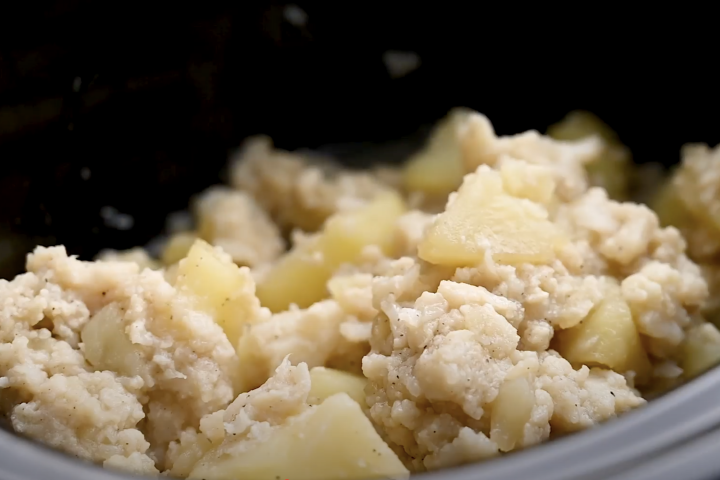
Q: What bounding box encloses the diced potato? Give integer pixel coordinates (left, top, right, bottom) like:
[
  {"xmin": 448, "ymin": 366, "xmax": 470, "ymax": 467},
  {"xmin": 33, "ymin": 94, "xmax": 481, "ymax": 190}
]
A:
[
  {"xmin": 168, "ymin": 433, "xmax": 217, "ymax": 478},
  {"xmin": 555, "ymin": 279, "xmax": 651, "ymax": 384},
  {"xmin": 254, "ymin": 234, "xmax": 331, "ymax": 314},
  {"xmin": 418, "ymin": 166, "xmax": 567, "ymax": 267},
  {"xmin": 162, "ymin": 231, "xmax": 198, "ymax": 266},
  {"xmin": 547, "ymin": 110, "xmax": 619, "ymax": 144},
  {"xmin": 188, "ymin": 393, "xmax": 409, "ymax": 480},
  {"xmin": 402, "ymin": 108, "xmax": 471, "ymax": 197},
  {"xmin": 176, "ymin": 239, "xmax": 263, "ymax": 346},
  {"xmin": 547, "ymin": 110, "xmax": 631, "ymax": 200},
  {"xmin": 81, "ymin": 303, "xmax": 146, "ymax": 377},
  {"xmin": 490, "ymin": 376, "xmax": 534, "ymax": 452},
  {"xmin": 652, "ymin": 178, "xmax": 720, "ymax": 261},
  {"xmin": 164, "ymin": 263, "xmax": 180, "ymax": 285},
  {"xmin": 308, "ymin": 367, "xmax": 367, "ymax": 407},
  {"xmin": 682, "ymin": 323, "xmax": 720, "ymax": 379},
  {"xmin": 651, "ymin": 177, "xmax": 692, "ymax": 229},
  {"xmin": 256, "ymin": 191, "xmax": 406, "ymax": 312},
  {"xmin": 584, "ymin": 146, "xmax": 632, "ymax": 201}
]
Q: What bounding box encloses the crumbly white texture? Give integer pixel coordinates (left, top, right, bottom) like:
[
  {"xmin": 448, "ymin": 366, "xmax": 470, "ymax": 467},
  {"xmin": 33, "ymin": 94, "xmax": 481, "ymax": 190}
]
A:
[
  {"xmin": 660, "ymin": 144, "xmax": 720, "ymax": 321},
  {"xmin": 0, "ymin": 112, "xmax": 714, "ymax": 477},
  {"xmin": 194, "ymin": 186, "xmax": 284, "ymax": 268},
  {"xmin": 2, "ymin": 246, "xmax": 239, "ymax": 473},
  {"xmin": 229, "ymin": 136, "xmax": 396, "ymax": 232},
  {"xmin": 459, "ymin": 112, "xmax": 604, "ymax": 202},
  {"xmin": 96, "ymin": 247, "xmax": 160, "ymax": 271},
  {"xmin": 0, "ymin": 260, "xmax": 157, "ymax": 475},
  {"xmin": 360, "ymin": 157, "xmax": 706, "ymax": 470}
]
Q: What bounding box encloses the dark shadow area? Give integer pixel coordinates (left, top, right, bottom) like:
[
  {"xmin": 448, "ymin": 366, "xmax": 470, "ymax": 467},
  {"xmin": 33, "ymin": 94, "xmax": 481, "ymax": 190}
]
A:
[{"xmin": 1, "ymin": 1, "xmax": 718, "ymax": 278}]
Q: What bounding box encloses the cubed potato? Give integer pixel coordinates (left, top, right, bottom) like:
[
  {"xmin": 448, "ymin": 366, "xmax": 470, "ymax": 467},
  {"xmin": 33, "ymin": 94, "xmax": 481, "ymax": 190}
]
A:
[
  {"xmin": 161, "ymin": 232, "xmax": 198, "ymax": 266},
  {"xmin": 164, "ymin": 263, "xmax": 180, "ymax": 285},
  {"xmin": 256, "ymin": 191, "xmax": 406, "ymax": 312},
  {"xmin": 175, "ymin": 239, "xmax": 263, "ymax": 346},
  {"xmin": 547, "ymin": 110, "xmax": 619, "ymax": 144},
  {"xmin": 547, "ymin": 110, "xmax": 631, "ymax": 200},
  {"xmin": 168, "ymin": 433, "xmax": 217, "ymax": 478},
  {"xmin": 308, "ymin": 367, "xmax": 367, "ymax": 407},
  {"xmin": 682, "ymin": 323, "xmax": 720, "ymax": 379},
  {"xmin": 555, "ymin": 279, "xmax": 651, "ymax": 384},
  {"xmin": 418, "ymin": 166, "xmax": 567, "ymax": 267},
  {"xmin": 490, "ymin": 375, "xmax": 534, "ymax": 452},
  {"xmin": 188, "ymin": 393, "xmax": 409, "ymax": 480},
  {"xmin": 651, "ymin": 178, "xmax": 691, "ymax": 229},
  {"xmin": 402, "ymin": 108, "xmax": 471, "ymax": 197},
  {"xmin": 583, "ymin": 145, "xmax": 631, "ymax": 201},
  {"xmin": 254, "ymin": 234, "xmax": 331, "ymax": 314},
  {"xmin": 81, "ymin": 303, "xmax": 146, "ymax": 377}
]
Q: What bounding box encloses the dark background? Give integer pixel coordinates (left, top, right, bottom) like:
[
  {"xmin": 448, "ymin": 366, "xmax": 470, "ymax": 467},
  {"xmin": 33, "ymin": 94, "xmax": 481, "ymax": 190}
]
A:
[{"xmin": 1, "ymin": 1, "xmax": 718, "ymax": 279}]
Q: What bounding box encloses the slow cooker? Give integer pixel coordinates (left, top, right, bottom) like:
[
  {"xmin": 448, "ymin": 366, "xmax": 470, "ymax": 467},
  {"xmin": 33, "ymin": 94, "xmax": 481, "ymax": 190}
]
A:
[{"xmin": 2, "ymin": 2, "xmax": 719, "ymax": 480}]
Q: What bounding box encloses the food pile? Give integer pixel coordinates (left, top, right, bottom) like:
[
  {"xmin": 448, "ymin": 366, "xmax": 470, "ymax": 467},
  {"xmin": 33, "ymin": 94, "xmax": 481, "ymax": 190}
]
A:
[{"xmin": 2, "ymin": 109, "xmax": 720, "ymax": 480}]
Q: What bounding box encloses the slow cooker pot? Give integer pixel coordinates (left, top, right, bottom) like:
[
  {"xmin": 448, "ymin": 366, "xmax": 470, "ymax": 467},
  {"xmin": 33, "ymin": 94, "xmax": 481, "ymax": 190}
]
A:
[{"xmin": 2, "ymin": 2, "xmax": 719, "ymax": 479}]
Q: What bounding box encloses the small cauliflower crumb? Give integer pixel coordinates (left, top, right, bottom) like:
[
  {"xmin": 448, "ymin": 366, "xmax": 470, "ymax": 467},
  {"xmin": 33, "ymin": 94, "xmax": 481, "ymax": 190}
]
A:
[
  {"xmin": 194, "ymin": 186, "xmax": 284, "ymax": 267},
  {"xmin": 229, "ymin": 136, "xmax": 396, "ymax": 232},
  {"xmin": 650, "ymin": 143, "xmax": 720, "ymax": 326}
]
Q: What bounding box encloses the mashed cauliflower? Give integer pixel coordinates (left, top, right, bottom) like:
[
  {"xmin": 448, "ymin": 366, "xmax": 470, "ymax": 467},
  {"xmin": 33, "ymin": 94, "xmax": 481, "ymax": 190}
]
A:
[{"xmin": 1, "ymin": 109, "xmax": 719, "ymax": 479}]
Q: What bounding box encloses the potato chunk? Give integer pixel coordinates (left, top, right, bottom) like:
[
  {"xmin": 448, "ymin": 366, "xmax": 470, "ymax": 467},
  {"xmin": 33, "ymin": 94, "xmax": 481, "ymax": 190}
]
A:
[
  {"xmin": 161, "ymin": 231, "xmax": 198, "ymax": 266},
  {"xmin": 418, "ymin": 165, "xmax": 566, "ymax": 267},
  {"xmin": 555, "ymin": 279, "xmax": 651, "ymax": 383},
  {"xmin": 682, "ymin": 323, "xmax": 720, "ymax": 379},
  {"xmin": 256, "ymin": 191, "xmax": 406, "ymax": 312},
  {"xmin": 308, "ymin": 367, "xmax": 367, "ymax": 407},
  {"xmin": 490, "ymin": 376, "xmax": 534, "ymax": 452},
  {"xmin": 175, "ymin": 239, "xmax": 264, "ymax": 346},
  {"xmin": 652, "ymin": 178, "xmax": 689, "ymax": 229},
  {"xmin": 81, "ymin": 303, "xmax": 146, "ymax": 377},
  {"xmin": 403, "ymin": 108, "xmax": 471, "ymax": 197},
  {"xmin": 189, "ymin": 393, "xmax": 409, "ymax": 480}
]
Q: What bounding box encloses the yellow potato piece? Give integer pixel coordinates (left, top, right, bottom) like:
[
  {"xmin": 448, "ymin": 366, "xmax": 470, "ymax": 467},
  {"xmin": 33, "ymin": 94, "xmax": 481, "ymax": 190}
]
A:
[
  {"xmin": 547, "ymin": 110, "xmax": 619, "ymax": 144},
  {"xmin": 651, "ymin": 178, "xmax": 692, "ymax": 229},
  {"xmin": 547, "ymin": 110, "xmax": 631, "ymax": 200},
  {"xmin": 418, "ymin": 166, "xmax": 566, "ymax": 267},
  {"xmin": 555, "ymin": 279, "xmax": 651, "ymax": 384},
  {"xmin": 403, "ymin": 108, "xmax": 471, "ymax": 197},
  {"xmin": 81, "ymin": 303, "xmax": 146, "ymax": 377},
  {"xmin": 682, "ymin": 323, "xmax": 720, "ymax": 379},
  {"xmin": 168, "ymin": 434, "xmax": 217, "ymax": 478},
  {"xmin": 256, "ymin": 191, "xmax": 406, "ymax": 312},
  {"xmin": 175, "ymin": 239, "xmax": 262, "ymax": 347},
  {"xmin": 161, "ymin": 231, "xmax": 198, "ymax": 266},
  {"xmin": 308, "ymin": 367, "xmax": 367, "ymax": 407},
  {"xmin": 189, "ymin": 393, "xmax": 409, "ymax": 480},
  {"xmin": 490, "ymin": 376, "xmax": 534, "ymax": 452}
]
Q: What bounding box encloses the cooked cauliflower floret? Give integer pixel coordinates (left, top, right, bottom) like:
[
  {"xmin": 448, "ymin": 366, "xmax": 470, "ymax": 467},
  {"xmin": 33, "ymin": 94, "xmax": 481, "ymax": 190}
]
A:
[{"xmin": 1, "ymin": 109, "xmax": 716, "ymax": 479}]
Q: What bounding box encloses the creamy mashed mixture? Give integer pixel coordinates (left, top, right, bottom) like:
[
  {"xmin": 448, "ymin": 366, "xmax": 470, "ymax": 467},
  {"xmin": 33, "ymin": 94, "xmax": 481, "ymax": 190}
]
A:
[{"xmin": 2, "ymin": 109, "xmax": 720, "ymax": 480}]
